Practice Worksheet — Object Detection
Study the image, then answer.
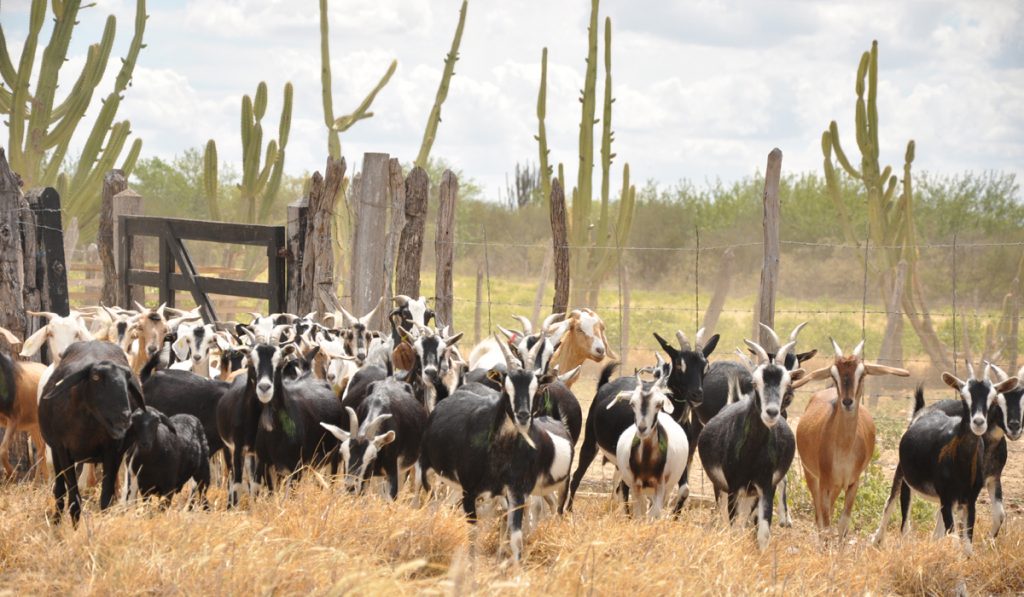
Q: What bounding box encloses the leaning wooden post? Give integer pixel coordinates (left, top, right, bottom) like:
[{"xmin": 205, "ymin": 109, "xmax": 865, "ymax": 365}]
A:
[
  {"xmin": 99, "ymin": 170, "xmax": 127, "ymax": 307},
  {"xmin": 474, "ymin": 265, "xmax": 484, "ymax": 345},
  {"xmin": 531, "ymin": 248, "xmax": 553, "ymax": 324},
  {"xmin": 702, "ymin": 248, "xmax": 735, "ymax": 338},
  {"xmin": 112, "ymin": 188, "xmax": 144, "ymax": 306},
  {"xmin": 434, "ymin": 170, "xmax": 458, "ymax": 328},
  {"xmin": 286, "ymin": 196, "xmax": 309, "ymax": 314},
  {"xmin": 549, "ymin": 177, "xmax": 570, "ymax": 315},
  {"xmin": 755, "ymin": 148, "xmax": 782, "ymax": 345},
  {"xmin": 0, "ymin": 148, "xmax": 27, "ymax": 340},
  {"xmin": 395, "ymin": 166, "xmax": 430, "ymax": 299}
]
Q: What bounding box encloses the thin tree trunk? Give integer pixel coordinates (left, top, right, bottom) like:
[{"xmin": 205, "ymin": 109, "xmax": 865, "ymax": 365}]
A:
[
  {"xmin": 434, "ymin": 171, "xmax": 458, "ymax": 329},
  {"xmin": 550, "ymin": 178, "xmax": 570, "ymax": 315}
]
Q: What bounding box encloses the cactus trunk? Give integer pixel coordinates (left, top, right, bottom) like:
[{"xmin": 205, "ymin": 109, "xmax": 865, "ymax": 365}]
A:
[
  {"xmin": 536, "ymin": 47, "xmax": 551, "ymax": 211},
  {"xmin": 415, "ymin": 0, "xmax": 468, "ymax": 169}
]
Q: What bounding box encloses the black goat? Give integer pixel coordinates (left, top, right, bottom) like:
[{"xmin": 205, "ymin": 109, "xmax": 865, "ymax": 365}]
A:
[
  {"xmin": 321, "ymin": 377, "xmax": 428, "ymax": 498},
  {"xmin": 125, "ymin": 407, "xmax": 211, "ymax": 507},
  {"xmin": 38, "ymin": 341, "xmax": 146, "ymax": 523},
  {"xmin": 143, "ymin": 369, "xmax": 230, "ymax": 459},
  {"xmin": 418, "ymin": 337, "xmax": 571, "ymax": 562},
  {"xmin": 697, "ymin": 339, "xmax": 804, "ymax": 551},
  {"xmin": 254, "ymin": 355, "xmax": 346, "ymax": 486},
  {"xmin": 871, "ymin": 365, "xmax": 1019, "ymax": 553}
]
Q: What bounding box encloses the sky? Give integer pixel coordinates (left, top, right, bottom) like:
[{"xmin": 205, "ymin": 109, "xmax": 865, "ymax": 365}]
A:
[{"xmin": 2, "ymin": 0, "xmax": 1023, "ymax": 201}]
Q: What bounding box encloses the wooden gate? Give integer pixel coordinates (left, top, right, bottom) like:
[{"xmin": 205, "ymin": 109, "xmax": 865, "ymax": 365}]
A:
[{"xmin": 118, "ymin": 216, "xmax": 287, "ymax": 323}]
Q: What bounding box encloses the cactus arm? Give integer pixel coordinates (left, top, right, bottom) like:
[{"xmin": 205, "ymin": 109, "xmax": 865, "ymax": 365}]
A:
[
  {"xmin": 65, "ymin": 119, "xmax": 131, "ymax": 229},
  {"xmin": 0, "ymin": 26, "xmax": 18, "ymax": 89},
  {"xmin": 253, "ymin": 81, "xmax": 268, "ymax": 120},
  {"xmin": 319, "ymin": 0, "xmax": 339, "ymax": 158},
  {"xmin": 535, "ymin": 47, "xmax": 551, "ymax": 210},
  {"xmin": 0, "ymin": 86, "xmax": 11, "ymax": 113},
  {"xmin": 68, "ymin": 85, "xmax": 122, "ymax": 192},
  {"xmin": 278, "ymin": 81, "xmax": 292, "ymax": 148},
  {"xmin": 203, "ymin": 139, "xmax": 219, "ymax": 220},
  {"xmin": 111, "ymin": 0, "xmax": 147, "ymax": 95},
  {"xmin": 8, "ymin": 0, "xmax": 47, "ymax": 176},
  {"xmin": 50, "ymin": 16, "xmax": 114, "ymax": 123},
  {"xmin": 827, "ymin": 121, "xmax": 862, "ymax": 180},
  {"xmin": 595, "ymin": 16, "xmax": 613, "ymax": 262},
  {"xmin": 569, "ymin": 0, "xmax": 600, "ymax": 305},
  {"xmin": 120, "ymin": 137, "xmax": 142, "ymax": 177},
  {"xmin": 414, "ymin": 0, "xmax": 467, "ymax": 169},
  {"xmin": 867, "ymin": 41, "xmax": 880, "ymax": 161},
  {"xmin": 26, "ymin": 0, "xmax": 81, "ymax": 175},
  {"xmin": 255, "ymin": 141, "xmax": 278, "ymax": 195},
  {"xmin": 821, "ymin": 130, "xmax": 860, "ymax": 247},
  {"xmin": 257, "ymin": 150, "xmax": 285, "ymax": 224},
  {"xmin": 332, "ymin": 59, "xmax": 396, "ymax": 132}
]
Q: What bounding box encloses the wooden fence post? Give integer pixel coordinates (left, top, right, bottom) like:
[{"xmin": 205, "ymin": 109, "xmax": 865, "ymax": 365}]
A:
[
  {"xmin": 99, "ymin": 170, "xmax": 127, "ymax": 307},
  {"xmin": 395, "ymin": 166, "xmax": 429, "ymax": 299},
  {"xmin": 549, "ymin": 178, "xmax": 570, "ymax": 316},
  {"xmin": 532, "ymin": 248, "xmax": 553, "ymax": 324},
  {"xmin": 434, "ymin": 170, "xmax": 458, "ymax": 328},
  {"xmin": 383, "ymin": 158, "xmax": 407, "ymax": 329},
  {"xmin": 755, "ymin": 149, "xmax": 782, "ymax": 346},
  {"xmin": 0, "ymin": 148, "xmax": 27, "ymax": 340},
  {"xmin": 348, "ymin": 153, "xmax": 390, "ymax": 320},
  {"xmin": 113, "ymin": 188, "xmax": 144, "ymax": 306},
  {"xmin": 286, "ymin": 197, "xmax": 309, "ymax": 314},
  {"xmin": 302, "ymin": 156, "xmax": 345, "ymax": 317},
  {"xmin": 33, "ymin": 188, "xmax": 69, "ymax": 316}
]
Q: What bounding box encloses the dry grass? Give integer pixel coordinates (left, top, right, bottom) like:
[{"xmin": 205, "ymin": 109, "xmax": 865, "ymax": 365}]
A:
[{"xmin": 2, "ymin": 477, "xmax": 1024, "ymax": 596}]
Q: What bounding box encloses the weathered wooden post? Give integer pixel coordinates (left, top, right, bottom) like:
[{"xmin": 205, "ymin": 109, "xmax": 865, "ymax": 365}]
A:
[
  {"xmin": 549, "ymin": 178, "xmax": 570, "ymax": 315},
  {"xmin": 99, "ymin": 170, "xmax": 127, "ymax": 307},
  {"xmin": 395, "ymin": 166, "xmax": 429, "ymax": 299},
  {"xmin": 286, "ymin": 197, "xmax": 309, "ymax": 314},
  {"xmin": 434, "ymin": 170, "xmax": 458, "ymax": 328},
  {"xmin": 0, "ymin": 148, "xmax": 27, "ymax": 340},
  {"xmin": 754, "ymin": 149, "xmax": 782, "ymax": 345},
  {"xmin": 301, "ymin": 156, "xmax": 345, "ymax": 317},
  {"xmin": 113, "ymin": 188, "xmax": 144, "ymax": 306},
  {"xmin": 531, "ymin": 249, "xmax": 553, "ymax": 324},
  {"xmin": 348, "ymin": 153, "xmax": 390, "ymax": 324},
  {"xmin": 383, "ymin": 158, "xmax": 407, "ymax": 325}
]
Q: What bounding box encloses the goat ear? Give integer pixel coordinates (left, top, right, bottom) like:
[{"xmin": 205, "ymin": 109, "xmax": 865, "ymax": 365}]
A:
[
  {"xmin": 796, "ymin": 349, "xmax": 817, "ymax": 363},
  {"xmin": 598, "ymin": 326, "xmax": 618, "ymax": 360},
  {"xmin": 159, "ymin": 412, "xmax": 177, "ymax": 435},
  {"xmin": 995, "ymin": 377, "xmax": 1020, "ymax": 394},
  {"xmin": 652, "ymin": 333, "xmax": 677, "ymax": 358},
  {"xmin": 444, "ymin": 332, "xmax": 464, "ymax": 347},
  {"xmin": 171, "ymin": 335, "xmax": 191, "ymax": 361},
  {"xmin": 126, "ymin": 370, "xmax": 146, "ymax": 408},
  {"xmin": 793, "ymin": 366, "xmax": 831, "ymax": 389},
  {"xmin": 19, "ymin": 325, "xmax": 49, "ymax": 358},
  {"xmin": 788, "ymin": 368, "xmax": 806, "ymax": 383},
  {"xmin": 373, "ymin": 430, "xmax": 396, "ymax": 448},
  {"xmin": 942, "ymin": 372, "xmax": 965, "ymax": 391},
  {"xmin": 320, "ymin": 422, "xmax": 350, "ymax": 442},
  {"xmin": 0, "ymin": 326, "xmax": 20, "ymax": 347},
  {"xmin": 864, "ymin": 363, "xmax": 910, "ymax": 377},
  {"xmin": 43, "ymin": 366, "xmax": 92, "ymax": 400},
  {"xmin": 701, "ymin": 334, "xmax": 721, "ymax": 358},
  {"xmin": 659, "ymin": 395, "xmax": 675, "ymax": 415}
]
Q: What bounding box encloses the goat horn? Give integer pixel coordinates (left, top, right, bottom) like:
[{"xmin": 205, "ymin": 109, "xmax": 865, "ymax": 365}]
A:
[
  {"xmin": 134, "ymin": 301, "xmax": 149, "ymax": 312},
  {"xmin": 360, "ymin": 298, "xmax": 383, "ymax": 326},
  {"xmin": 494, "ymin": 333, "xmax": 520, "ymax": 370},
  {"xmin": 511, "ymin": 315, "xmax": 533, "ymax": 335},
  {"xmin": 345, "ymin": 406, "xmax": 359, "ymax": 436},
  {"xmin": 985, "ymin": 361, "xmax": 1009, "ymax": 383},
  {"xmin": 830, "ymin": 337, "xmax": 843, "ymax": 359},
  {"xmin": 496, "ymin": 325, "xmax": 518, "ymax": 342},
  {"xmin": 758, "ymin": 323, "xmax": 781, "ymax": 353},
  {"xmin": 695, "ymin": 327, "xmax": 706, "ymax": 349},
  {"xmin": 744, "ymin": 339, "xmax": 770, "ymax": 366},
  {"xmin": 983, "ymin": 362, "xmax": 992, "ymax": 383},
  {"xmin": 363, "ymin": 414, "xmax": 392, "ymax": 439},
  {"xmin": 852, "ymin": 340, "xmax": 865, "ymax": 359},
  {"xmin": 526, "ymin": 332, "xmax": 545, "ymax": 372},
  {"xmin": 26, "ymin": 311, "xmax": 59, "ymax": 322},
  {"xmin": 541, "ymin": 312, "xmax": 565, "ymax": 332},
  {"xmin": 0, "ymin": 326, "xmax": 21, "ymax": 346},
  {"xmin": 655, "ymin": 353, "xmax": 665, "ymax": 368},
  {"xmin": 338, "ymin": 306, "xmax": 358, "ymax": 327},
  {"xmin": 392, "ymin": 295, "xmax": 412, "ymax": 306},
  {"xmin": 966, "ymin": 360, "xmax": 976, "ymax": 380},
  {"xmin": 776, "ymin": 340, "xmax": 797, "ymax": 365},
  {"xmin": 675, "ymin": 330, "xmax": 691, "ymax": 352},
  {"xmin": 789, "ymin": 322, "xmax": 808, "ymax": 343}
]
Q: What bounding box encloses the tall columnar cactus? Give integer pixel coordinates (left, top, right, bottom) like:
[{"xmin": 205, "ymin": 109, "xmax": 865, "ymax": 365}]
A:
[
  {"xmin": 319, "ymin": 0, "xmax": 397, "ymax": 160},
  {"xmin": 202, "ymin": 140, "xmax": 219, "ymax": 220},
  {"xmin": 565, "ymin": 1, "xmax": 636, "ymax": 307},
  {"xmin": 822, "ymin": 40, "xmax": 949, "ymax": 370},
  {"xmin": 415, "ymin": 0, "xmax": 468, "ymax": 169},
  {"xmin": 1, "ymin": 0, "xmax": 147, "ymax": 234},
  {"xmin": 535, "ymin": 47, "xmax": 552, "ymax": 210},
  {"xmin": 205, "ymin": 81, "xmax": 292, "ymax": 225}
]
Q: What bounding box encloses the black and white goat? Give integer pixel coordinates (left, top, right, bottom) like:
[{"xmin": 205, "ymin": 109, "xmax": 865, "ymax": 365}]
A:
[
  {"xmin": 389, "ymin": 295, "xmax": 435, "ymax": 344},
  {"xmin": 697, "ymin": 339, "xmax": 804, "ymax": 550},
  {"xmin": 125, "ymin": 407, "xmax": 211, "ymax": 507},
  {"xmin": 609, "ymin": 369, "xmax": 689, "ymax": 519},
  {"xmin": 870, "ymin": 364, "xmax": 1019, "ymax": 553},
  {"xmin": 324, "ymin": 300, "xmax": 382, "ymax": 366},
  {"xmin": 320, "ymin": 377, "xmax": 428, "ymax": 498},
  {"xmin": 417, "ymin": 337, "xmax": 573, "ymax": 562},
  {"xmin": 38, "ymin": 341, "xmax": 146, "ymax": 523},
  {"xmin": 404, "ymin": 324, "xmax": 464, "ymax": 411}
]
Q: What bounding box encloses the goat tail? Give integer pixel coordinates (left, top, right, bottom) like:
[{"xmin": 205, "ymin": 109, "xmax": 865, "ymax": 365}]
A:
[
  {"xmin": 909, "ymin": 385, "xmax": 926, "ymax": 423},
  {"xmin": 597, "ymin": 362, "xmax": 619, "ymax": 390},
  {"xmin": 139, "ymin": 349, "xmax": 162, "ymax": 383}
]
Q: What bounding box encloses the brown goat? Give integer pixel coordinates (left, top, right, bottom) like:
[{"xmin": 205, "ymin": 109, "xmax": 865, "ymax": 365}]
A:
[
  {"xmin": 550, "ymin": 309, "xmax": 616, "ymax": 384},
  {"xmin": 0, "ymin": 327, "xmax": 48, "ymax": 480},
  {"xmin": 794, "ymin": 339, "xmax": 909, "ymax": 538}
]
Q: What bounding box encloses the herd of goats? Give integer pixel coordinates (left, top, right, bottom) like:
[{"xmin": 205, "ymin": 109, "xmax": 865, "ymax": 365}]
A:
[{"xmin": 0, "ymin": 295, "xmax": 1022, "ymax": 561}]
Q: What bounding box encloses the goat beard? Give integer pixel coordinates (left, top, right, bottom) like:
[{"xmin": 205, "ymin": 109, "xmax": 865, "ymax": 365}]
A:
[{"xmin": 260, "ymin": 405, "xmax": 274, "ymax": 432}]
